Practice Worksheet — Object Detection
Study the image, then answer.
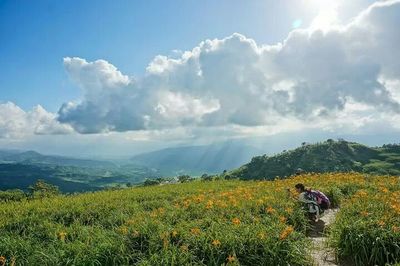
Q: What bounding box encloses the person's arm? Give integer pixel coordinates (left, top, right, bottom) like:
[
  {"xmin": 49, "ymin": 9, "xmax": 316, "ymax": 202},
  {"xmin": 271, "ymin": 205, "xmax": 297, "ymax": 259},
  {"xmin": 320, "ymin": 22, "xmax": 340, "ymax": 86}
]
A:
[
  {"xmin": 297, "ymin": 192, "xmax": 309, "ymax": 203},
  {"xmin": 286, "ymin": 188, "xmax": 299, "ymax": 201}
]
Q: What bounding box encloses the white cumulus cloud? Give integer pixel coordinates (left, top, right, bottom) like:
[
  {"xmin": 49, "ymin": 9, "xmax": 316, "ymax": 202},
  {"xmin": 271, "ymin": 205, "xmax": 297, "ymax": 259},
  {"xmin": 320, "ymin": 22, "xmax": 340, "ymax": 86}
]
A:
[
  {"xmin": 0, "ymin": 102, "xmax": 73, "ymax": 139},
  {"xmin": 50, "ymin": 0, "xmax": 400, "ymax": 135}
]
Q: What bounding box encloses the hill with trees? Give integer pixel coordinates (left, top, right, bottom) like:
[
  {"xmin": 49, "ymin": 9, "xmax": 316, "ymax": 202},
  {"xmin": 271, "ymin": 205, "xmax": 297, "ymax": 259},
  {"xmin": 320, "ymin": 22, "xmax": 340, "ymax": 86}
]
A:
[{"xmin": 228, "ymin": 139, "xmax": 400, "ymax": 180}]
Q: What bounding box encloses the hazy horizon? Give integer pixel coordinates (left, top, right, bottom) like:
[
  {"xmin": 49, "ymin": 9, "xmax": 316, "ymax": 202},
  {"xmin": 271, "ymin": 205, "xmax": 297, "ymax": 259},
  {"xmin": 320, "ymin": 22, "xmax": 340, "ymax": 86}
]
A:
[{"xmin": 2, "ymin": 132, "xmax": 400, "ymax": 159}]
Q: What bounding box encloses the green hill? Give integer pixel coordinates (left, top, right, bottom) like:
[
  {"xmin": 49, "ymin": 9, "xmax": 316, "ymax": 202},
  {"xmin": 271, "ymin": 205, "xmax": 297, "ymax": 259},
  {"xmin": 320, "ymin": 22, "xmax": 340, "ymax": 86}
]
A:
[{"xmin": 229, "ymin": 139, "xmax": 400, "ymax": 180}]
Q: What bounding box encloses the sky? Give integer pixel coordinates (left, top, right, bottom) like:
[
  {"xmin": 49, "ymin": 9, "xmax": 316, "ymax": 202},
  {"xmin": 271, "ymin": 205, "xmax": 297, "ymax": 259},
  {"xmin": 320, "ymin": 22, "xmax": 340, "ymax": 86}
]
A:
[{"xmin": 0, "ymin": 0, "xmax": 399, "ymax": 157}]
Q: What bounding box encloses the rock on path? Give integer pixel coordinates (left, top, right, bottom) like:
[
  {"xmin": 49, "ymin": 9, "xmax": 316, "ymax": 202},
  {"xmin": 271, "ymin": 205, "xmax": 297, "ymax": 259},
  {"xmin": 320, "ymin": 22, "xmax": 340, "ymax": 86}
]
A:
[{"xmin": 309, "ymin": 209, "xmax": 340, "ymax": 266}]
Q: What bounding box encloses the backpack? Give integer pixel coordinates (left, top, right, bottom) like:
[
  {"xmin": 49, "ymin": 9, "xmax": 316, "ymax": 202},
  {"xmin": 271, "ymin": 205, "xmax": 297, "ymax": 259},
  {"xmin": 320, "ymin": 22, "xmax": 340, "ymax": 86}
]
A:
[{"xmin": 306, "ymin": 189, "xmax": 330, "ymax": 209}]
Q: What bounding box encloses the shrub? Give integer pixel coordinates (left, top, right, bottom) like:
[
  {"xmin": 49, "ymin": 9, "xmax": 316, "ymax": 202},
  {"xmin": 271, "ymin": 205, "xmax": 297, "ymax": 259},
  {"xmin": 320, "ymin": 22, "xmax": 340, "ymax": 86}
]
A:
[{"xmin": 0, "ymin": 189, "xmax": 26, "ymax": 202}]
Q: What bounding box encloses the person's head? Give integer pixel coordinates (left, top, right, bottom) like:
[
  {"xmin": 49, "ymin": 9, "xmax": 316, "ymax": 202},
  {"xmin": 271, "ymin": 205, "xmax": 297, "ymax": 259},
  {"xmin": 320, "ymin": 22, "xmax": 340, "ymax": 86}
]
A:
[
  {"xmin": 295, "ymin": 183, "xmax": 305, "ymax": 193},
  {"xmin": 295, "ymin": 168, "xmax": 304, "ymax": 175}
]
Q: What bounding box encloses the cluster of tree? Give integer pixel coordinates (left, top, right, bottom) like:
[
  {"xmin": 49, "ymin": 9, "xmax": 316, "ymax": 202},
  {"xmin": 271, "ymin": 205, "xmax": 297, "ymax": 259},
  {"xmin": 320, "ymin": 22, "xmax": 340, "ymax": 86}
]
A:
[
  {"xmin": 29, "ymin": 179, "xmax": 60, "ymax": 199},
  {"xmin": 142, "ymin": 177, "xmax": 177, "ymax": 186},
  {"xmin": 142, "ymin": 175, "xmax": 196, "ymax": 186},
  {"xmin": 142, "ymin": 172, "xmax": 231, "ymax": 186},
  {"xmin": 200, "ymin": 173, "xmax": 227, "ymax": 181},
  {"xmin": 0, "ymin": 179, "xmax": 60, "ymax": 202}
]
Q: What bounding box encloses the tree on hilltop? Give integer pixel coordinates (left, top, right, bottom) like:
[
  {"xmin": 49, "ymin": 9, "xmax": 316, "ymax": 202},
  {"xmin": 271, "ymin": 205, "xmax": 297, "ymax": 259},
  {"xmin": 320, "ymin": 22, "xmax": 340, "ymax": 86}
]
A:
[{"xmin": 29, "ymin": 179, "xmax": 60, "ymax": 199}]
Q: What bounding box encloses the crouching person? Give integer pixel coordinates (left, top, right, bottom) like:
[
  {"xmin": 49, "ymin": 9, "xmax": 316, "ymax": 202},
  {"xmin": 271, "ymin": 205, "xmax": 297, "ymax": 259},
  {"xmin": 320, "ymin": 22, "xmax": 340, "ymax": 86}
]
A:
[{"xmin": 289, "ymin": 183, "xmax": 331, "ymax": 222}]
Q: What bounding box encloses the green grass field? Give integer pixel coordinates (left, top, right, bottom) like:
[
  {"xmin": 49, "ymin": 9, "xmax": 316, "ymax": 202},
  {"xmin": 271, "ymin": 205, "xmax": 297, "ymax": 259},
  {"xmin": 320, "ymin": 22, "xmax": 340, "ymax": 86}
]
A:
[{"xmin": 0, "ymin": 173, "xmax": 399, "ymax": 265}]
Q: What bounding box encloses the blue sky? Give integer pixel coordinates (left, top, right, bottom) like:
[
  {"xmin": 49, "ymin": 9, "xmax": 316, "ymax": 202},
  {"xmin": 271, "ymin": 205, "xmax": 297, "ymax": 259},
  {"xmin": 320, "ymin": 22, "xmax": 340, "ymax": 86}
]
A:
[
  {"xmin": 0, "ymin": 0, "xmax": 399, "ymax": 156},
  {"xmin": 0, "ymin": 0, "xmax": 320, "ymax": 112}
]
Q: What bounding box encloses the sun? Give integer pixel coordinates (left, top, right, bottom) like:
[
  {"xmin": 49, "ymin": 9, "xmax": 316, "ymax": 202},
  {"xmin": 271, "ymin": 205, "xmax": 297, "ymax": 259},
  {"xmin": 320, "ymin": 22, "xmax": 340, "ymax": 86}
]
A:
[{"xmin": 307, "ymin": 0, "xmax": 340, "ymax": 31}]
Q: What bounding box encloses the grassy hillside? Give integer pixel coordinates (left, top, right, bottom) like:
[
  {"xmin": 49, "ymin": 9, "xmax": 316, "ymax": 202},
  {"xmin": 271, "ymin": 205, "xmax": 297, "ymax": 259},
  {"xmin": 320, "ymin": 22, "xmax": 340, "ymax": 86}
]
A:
[
  {"xmin": 229, "ymin": 139, "xmax": 400, "ymax": 180},
  {"xmin": 330, "ymin": 178, "xmax": 400, "ymax": 265},
  {"xmin": 0, "ymin": 173, "xmax": 399, "ymax": 265}
]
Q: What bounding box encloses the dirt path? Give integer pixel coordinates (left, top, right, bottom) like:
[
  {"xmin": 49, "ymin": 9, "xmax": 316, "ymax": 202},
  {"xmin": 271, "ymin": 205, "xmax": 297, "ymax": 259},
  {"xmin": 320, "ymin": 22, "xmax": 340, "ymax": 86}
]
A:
[{"xmin": 308, "ymin": 209, "xmax": 339, "ymax": 266}]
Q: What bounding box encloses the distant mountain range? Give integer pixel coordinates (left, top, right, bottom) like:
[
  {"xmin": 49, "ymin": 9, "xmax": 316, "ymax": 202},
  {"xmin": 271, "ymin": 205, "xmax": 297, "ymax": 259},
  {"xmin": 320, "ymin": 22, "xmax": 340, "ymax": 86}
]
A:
[
  {"xmin": 130, "ymin": 142, "xmax": 263, "ymax": 176},
  {"xmin": 0, "ymin": 150, "xmax": 159, "ymax": 192},
  {"xmin": 229, "ymin": 139, "xmax": 400, "ymax": 180},
  {"xmin": 0, "ymin": 150, "xmax": 115, "ymax": 168},
  {"xmin": 3, "ymin": 139, "xmax": 399, "ymax": 192},
  {"xmin": 0, "ymin": 142, "xmax": 263, "ymax": 192}
]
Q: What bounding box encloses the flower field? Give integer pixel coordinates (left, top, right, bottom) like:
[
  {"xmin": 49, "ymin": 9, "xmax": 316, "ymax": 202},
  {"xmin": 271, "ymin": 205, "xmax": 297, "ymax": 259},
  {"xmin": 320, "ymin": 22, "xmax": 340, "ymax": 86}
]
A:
[
  {"xmin": 329, "ymin": 175, "xmax": 400, "ymax": 266},
  {"xmin": 0, "ymin": 173, "xmax": 399, "ymax": 265}
]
